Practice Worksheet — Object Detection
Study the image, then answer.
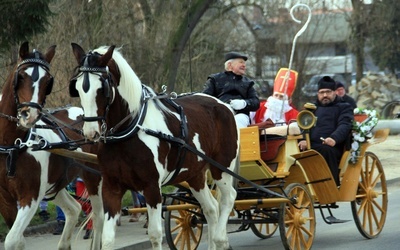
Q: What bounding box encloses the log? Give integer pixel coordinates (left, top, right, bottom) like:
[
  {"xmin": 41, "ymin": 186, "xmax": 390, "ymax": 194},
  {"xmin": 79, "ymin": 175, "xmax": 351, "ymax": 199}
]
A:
[{"xmin": 47, "ymin": 148, "xmax": 98, "ymax": 164}]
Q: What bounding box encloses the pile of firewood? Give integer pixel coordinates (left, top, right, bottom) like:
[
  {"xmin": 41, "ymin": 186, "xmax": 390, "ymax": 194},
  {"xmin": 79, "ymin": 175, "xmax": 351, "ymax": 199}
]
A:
[{"xmin": 349, "ymin": 73, "xmax": 400, "ymax": 115}]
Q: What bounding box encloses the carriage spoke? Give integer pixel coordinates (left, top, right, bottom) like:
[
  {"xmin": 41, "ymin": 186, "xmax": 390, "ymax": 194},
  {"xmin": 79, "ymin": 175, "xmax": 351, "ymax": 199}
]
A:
[
  {"xmin": 371, "ymin": 198, "xmax": 385, "ymax": 213},
  {"xmin": 250, "ymin": 210, "xmax": 278, "ymax": 239},
  {"xmin": 174, "ymin": 230, "xmax": 184, "ymax": 245},
  {"xmin": 189, "ymin": 227, "xmax": 199, "ymax": 244},
  {"xmin": 280, "ymin": 183, "xmax": 315, "ymax": 250},
  {"xmin": 370, "ymin": 172, "xmax": 382, "ymax": 188},
  {"xmin": 300, "ymin": 223, "xmax": 313, "ymax": 237},
  {"xmin": 352, "ymin": 152, "xmax": 388, "ymax": 239}
]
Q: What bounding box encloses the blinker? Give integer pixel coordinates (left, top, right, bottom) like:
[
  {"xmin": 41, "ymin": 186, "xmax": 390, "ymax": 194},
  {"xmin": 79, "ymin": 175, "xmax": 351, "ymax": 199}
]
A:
[
  {"xmin": 83, "ymin": 72, "xmax": 90, "ymax": 93},
  {"xmin": 82, "ymin": 57, "xmax": 90, "ymax": 93}
]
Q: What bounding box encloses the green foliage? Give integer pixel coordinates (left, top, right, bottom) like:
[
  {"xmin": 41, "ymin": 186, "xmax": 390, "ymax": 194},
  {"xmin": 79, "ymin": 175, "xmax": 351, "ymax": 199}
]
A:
[
  {"xmin": 0, "ymin": 218, "xmax": 7, "ymax": 242},
  {"xmin": 0, "ymin": 0, "xmax": 54, "ymax": 52}
]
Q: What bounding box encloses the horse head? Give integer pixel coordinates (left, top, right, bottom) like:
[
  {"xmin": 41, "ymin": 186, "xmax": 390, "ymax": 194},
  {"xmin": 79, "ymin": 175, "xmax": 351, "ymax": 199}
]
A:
[
  {"xmin": 14, "ymin": 41, "xmax": 56, "ymax": 128},
  {"xmin": 70, "ymin": 43, "xmax": 119, "ymax": 141}
]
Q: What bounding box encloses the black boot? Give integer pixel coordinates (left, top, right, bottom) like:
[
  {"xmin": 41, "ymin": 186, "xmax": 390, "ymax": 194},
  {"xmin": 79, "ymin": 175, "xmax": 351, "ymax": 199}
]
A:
[{"xmin": 83, "ymin": 229, "xmax": 92, "ymax": 240}]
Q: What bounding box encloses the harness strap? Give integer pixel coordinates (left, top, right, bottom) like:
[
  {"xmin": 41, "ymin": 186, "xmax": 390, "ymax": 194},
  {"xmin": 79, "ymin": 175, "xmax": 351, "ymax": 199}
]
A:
[
  {"xmin": 158, "ymin": 98, "xmax": 188, "ymax": 185},
  {"xmin": 40, "ymin": 109, "xmax": 83, "ymax": 135},
  {"xmin": 0, "ymin": 130, "xmax": 33, "ymax": 178},
  {"xmin": 6, "ymin": 148, "xmax": 18, "ymax": 177}
]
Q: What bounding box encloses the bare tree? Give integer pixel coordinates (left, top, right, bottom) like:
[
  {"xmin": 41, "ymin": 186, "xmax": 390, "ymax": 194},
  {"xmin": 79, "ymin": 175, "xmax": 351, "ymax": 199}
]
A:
[
  {"xmin": 349, "ymin": 0, "xmax": 369, "ymax": 84},
  {"xmin": 0, "ymin": 0, "xmax": 364, "ymax": 110}
]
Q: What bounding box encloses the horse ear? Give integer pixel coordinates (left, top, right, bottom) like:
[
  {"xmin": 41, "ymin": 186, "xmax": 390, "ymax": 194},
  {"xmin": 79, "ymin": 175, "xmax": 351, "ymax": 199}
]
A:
[
  {"xmin": 19, "ymin": 41, "xmax": 29, "ymax": 60},
  {"xmin": 71, "ymin": 43, "xmax": 87, "ymax": 65},
  {"xmin": 44, "ymin": 45, "xmax": 56, "ymax": 64},
  {"xmin": 99, "ymin": 45, "xmax": 116, "ymax": 67}
]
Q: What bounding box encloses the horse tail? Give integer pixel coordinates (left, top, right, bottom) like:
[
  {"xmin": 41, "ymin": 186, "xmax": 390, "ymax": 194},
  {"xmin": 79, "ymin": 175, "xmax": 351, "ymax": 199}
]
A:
[{"xmin": 75, "ymin": 211, "xmax": 93, "ymax": 241}]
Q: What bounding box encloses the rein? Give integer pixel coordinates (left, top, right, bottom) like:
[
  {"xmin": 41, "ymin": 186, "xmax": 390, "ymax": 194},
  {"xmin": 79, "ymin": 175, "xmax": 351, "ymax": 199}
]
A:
[
  {"xmin": 40, "ymin": 108, "xmax": 84, "ymax": 135},
  {"xmin": 91, "ymin": 84, "xmax": 188, "ymax": 185},
  {"xmin": 0, "ymin": 112, "xmax": 19, "ymax": 123},
  {"xmin": 142, "ymin": 127, "xmax": 290, "ymax": 200}
]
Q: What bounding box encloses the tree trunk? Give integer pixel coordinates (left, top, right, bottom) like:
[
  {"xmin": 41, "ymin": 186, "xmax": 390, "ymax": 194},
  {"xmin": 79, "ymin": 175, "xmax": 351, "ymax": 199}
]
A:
[{"xmin": 163, "ymin": 0, "xmax": 216, "ymax": 91}]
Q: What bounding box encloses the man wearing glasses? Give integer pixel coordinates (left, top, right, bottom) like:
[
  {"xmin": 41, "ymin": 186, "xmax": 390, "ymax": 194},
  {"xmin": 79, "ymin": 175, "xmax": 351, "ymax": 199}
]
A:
[{"xmin": 298, "ymin": 76, "xmax": 353, "ymax": 186}]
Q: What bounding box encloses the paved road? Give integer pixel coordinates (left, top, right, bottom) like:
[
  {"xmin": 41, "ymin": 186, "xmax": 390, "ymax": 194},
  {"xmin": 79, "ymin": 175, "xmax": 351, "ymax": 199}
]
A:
[
  {"xmin": 1, "ymin": 134, "xmax": 398, "ymax": 250},
  {"xmin": 190, "ymin": 182, "xmax": 400, "ymax": 250}
]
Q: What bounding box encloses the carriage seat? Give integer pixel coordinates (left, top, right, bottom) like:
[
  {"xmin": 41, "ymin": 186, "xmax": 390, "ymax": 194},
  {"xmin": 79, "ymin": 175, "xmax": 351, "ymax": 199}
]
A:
[
  {"xmin": 261, "ymin": 122, "xmax": 301, "ymax": 136},
  {"xmin": 259, "ymin": 122, "xmax": 301, "ymax": 162}
]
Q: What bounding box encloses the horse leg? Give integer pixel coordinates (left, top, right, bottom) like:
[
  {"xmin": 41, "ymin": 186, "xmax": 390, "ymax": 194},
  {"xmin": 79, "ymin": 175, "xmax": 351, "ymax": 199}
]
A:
[
  {"xmin": 101, "ymin": 179, "xmax": 124, "ymax": 250},
  {"xmin": 190, "ymin": 184, "xmax": 219, "ymax": 250},
  {"xmin": 88, "ymin": 194, "xmax": 104, "ymax": 250},
  {"xmin": 4, "ymin": 199, "xmax": 39, "ymax": 250},
  {"xmin": 53, "ymin": 189, "xmax": 81, "ymax": 250},
  {"xmin": 0, "ymin": 186, "xmax": 18, "ymax": 228},
  {"xmin": 80, "ymin": 166, "xmax": 104, "ymax": 250},
  {"xmin": 212, "ymin": 172, "xmax": 236, "ymax": 249},
  {"xmin": 144, "ymin": 205, "xmax": 162, "ymax": 250},
  {"xmin": 87, "ymin": 183, "xmax": 104, "ymax": 250}
]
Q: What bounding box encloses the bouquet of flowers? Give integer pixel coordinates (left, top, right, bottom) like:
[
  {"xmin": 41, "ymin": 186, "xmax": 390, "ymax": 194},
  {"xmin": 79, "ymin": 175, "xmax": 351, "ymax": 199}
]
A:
[{"xmin": 349, "ymin": 108, "xmax": 379, "ymax": 164}]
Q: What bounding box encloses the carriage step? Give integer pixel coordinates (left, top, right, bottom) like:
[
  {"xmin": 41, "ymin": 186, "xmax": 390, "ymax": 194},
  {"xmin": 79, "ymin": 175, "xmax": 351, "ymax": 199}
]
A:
[{"xmin": 325, "ymin": 216, "xmax": 350, "ymax": 223}]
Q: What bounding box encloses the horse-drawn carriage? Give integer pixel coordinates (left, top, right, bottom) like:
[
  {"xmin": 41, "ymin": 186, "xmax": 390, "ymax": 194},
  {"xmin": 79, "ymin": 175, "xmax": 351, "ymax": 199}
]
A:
[
  {"xmin": 140, "ymin": 111, "xmax": 389, "ymax": 250},
  {"xmin": 1, "ymin": 40, "xmax": 389, "ymax": 250}
]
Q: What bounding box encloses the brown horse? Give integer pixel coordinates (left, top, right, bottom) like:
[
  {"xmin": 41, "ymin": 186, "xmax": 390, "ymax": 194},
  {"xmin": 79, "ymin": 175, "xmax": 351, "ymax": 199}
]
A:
[
  {"xmin": 0, "ymin": 42, "xmax": 103, "ymax": 250},
  {"xmin": 69, "ymin": 43, "xmax": 239, "ymax": 250}
]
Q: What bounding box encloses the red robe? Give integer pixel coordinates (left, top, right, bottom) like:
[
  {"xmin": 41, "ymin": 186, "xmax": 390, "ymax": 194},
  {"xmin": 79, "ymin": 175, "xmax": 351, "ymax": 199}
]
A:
[{"xmin": 253, "ymin": 100, "xmax": 299, "ymax": 124}]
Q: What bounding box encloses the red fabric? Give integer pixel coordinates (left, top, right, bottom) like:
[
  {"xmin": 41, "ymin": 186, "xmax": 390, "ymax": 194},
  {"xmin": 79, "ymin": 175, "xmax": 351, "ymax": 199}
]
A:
[
  {"xmin": 253, "ymin": 100, "xmax": 299, "ymax": 124},
  {"xmin": 273, "ymin": 68, "xmax": 298, "ymax": 97},
  {"xmin": 284, "ymin": 107, "xmax": 299, "ymax": 123},
  {"xmin": 253, "ymin": 101, "xmax": 267, "ymax": 124},
  {"xmin": 76, "ymin": 181, "xmax": 92, "ymax": 229}
]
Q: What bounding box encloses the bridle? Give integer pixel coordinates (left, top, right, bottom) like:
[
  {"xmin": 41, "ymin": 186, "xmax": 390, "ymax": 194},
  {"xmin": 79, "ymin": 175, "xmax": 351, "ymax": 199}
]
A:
[
  {"xmin": 69, "ymin": 52, "xmax": 114, "ymax": 127},
  {"xmin": 70, "ymin": 59, "xmax": 147, "ymax": 142},
  {"xmin": 68, "ymin": 52, "xmax": 181, "ymax": 143},
  {"xmin": 14, "ymin": 50, "xmax": 54, "ymax": 113}
]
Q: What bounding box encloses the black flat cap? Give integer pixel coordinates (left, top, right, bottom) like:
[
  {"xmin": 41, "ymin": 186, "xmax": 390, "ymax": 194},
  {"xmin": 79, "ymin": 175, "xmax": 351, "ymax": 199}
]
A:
[{"xmin": 225, "ymin": 51, "xmax": 248, "ymax": 62}]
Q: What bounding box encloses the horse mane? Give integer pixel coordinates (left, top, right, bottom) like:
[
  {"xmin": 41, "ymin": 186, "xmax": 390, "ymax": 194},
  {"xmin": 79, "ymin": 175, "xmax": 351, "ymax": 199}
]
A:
[
  {"xmin": 93, "ymin": 46, "xmax": 143, "ymax": 113},
  {"xmin": 93, "ymin": 46, "xmax": 172, "ymax": 115}
]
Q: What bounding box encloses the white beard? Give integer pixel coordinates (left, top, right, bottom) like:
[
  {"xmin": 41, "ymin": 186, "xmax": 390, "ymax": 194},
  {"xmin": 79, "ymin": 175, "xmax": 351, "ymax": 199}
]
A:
[{"xmin": 264, "ymin": 96, "xmax": 293, "ymax": 125}]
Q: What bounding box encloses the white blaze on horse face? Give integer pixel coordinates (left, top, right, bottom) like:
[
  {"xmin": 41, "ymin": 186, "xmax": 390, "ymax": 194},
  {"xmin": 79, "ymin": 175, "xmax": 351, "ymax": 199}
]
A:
[
  {"xmin": 18, "ymin": 67, "xmax": 47, "ymax": 127},
  {"xmin": 75, "ymin": 73, "xmax": 104, "ymax": 140}
]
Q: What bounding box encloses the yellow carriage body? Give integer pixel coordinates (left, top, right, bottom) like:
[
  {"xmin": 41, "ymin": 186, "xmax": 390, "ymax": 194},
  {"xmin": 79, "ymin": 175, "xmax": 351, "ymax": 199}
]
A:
[{"xmin": 238, "ymin": 125, "xmax": 390, "ymax": 205}]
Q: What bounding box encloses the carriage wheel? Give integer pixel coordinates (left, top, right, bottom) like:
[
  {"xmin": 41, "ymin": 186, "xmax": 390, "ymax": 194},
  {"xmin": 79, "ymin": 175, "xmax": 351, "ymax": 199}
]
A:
[
  {"xmin": 351, "ymin": 151, "xmax": 388, "ymax": 239},
  {"xmin": 164, "ymin": 198, "xmax": 203, "ymax": 250},
  {"xmin": 279, "ymin": 183, "xmax": 315, "ymax": 250},
  {"xmin": 250, "ymin": 209, "xmax": 278, "ymax": 239}
]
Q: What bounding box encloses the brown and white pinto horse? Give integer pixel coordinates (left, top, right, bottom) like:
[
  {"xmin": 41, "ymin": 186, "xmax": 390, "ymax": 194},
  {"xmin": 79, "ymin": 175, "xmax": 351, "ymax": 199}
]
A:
[
  {"xmin": 69, "ymin": 43, "xmax": 239, "ymax": 250},
  {"xmin": 0, "ymin": 42, "xmax": 103, "ymax": 250}
]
